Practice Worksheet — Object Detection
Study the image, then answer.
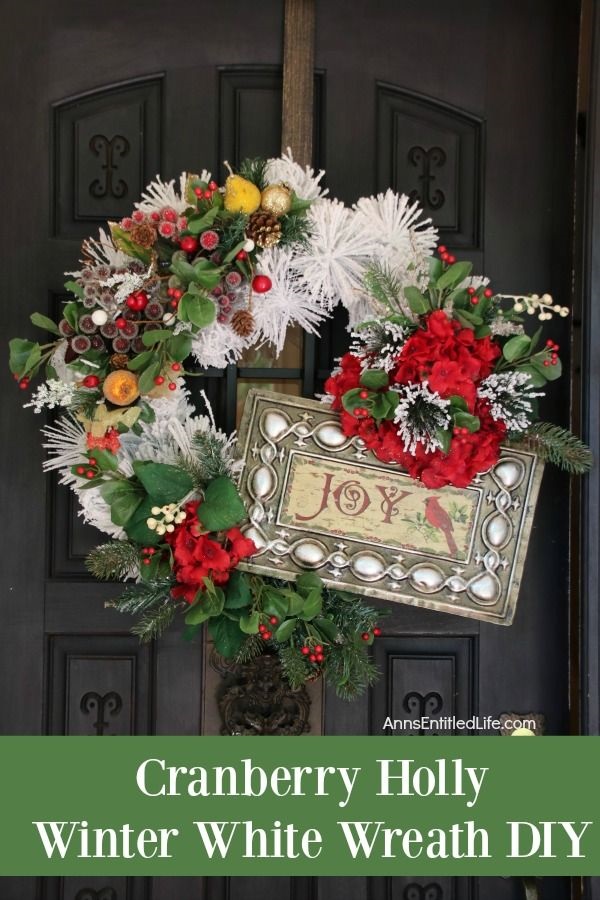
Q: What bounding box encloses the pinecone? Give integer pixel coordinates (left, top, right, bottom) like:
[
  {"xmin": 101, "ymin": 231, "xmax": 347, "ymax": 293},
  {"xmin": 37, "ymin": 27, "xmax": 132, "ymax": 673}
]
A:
[
  {"xmin": 129, "ymin": 222, "xmax": 157, "ymax": 248},
  {"xmin": 110, "ymin": 353, "xmax": 130, "ymax": 370},
  {"xmin": 231, "ymin": 309, "xmax": 256, "ymax": 337},
  {"xmin": 246, "ymin": 211, "xmax": 282, "ymax": 248}
]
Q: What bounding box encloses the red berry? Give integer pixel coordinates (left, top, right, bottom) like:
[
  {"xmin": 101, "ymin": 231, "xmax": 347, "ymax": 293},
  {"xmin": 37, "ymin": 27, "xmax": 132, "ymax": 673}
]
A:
[
  {"xmin": 361, "ymin": 632, "xmax": 370, "ymax": 641},
  {"xmin": 88, "ymin": 457, "xmax": 97, "ymax": 466},
  {"xmin": 551, "ymin": 358, "xmax": 558, "ymax": 365},
  {"xmin": 170, "ymin": 299, "xmax": 178, "ymax": 309},
  {"xmin": 359, "ymin": 390, "xmax": 369, "ymax": 400},
  {"xmin": 162, "ymin": 208, "xmax": 177, "ymax": 223},
  {"xmin": 301, "ymin": 647, "xmax": 310, "ymax": 656},
  {"xmin": 171, "ymin": 362, "xmax": 182, "ymax": 371},
  {"xmin": 199, "ymin": 230, "xmax": 219, "ymax": 251},
  {"xmin": 252, "ymin": 274, "xmax": 272, "ymax": 293},
  {"xmin": 543, "ymin": 360, "xmax": 551, "ymax": 367},
  {"xmin": 467, "ymin": 287, "xmax": 476, "ymax": 295},
  {"xmin": 180, "ymin": 236, "xmax": 199, "ymax": 253},
  {"xmin": 236, "ymin": 250, "xmax": 248, "ymax": 260},
  {"xmin": 143, "ymin": 558, "xmax": 151, "ymax": 566},
  {"xmin": 194, "ymin": 187, "xmax": 203, "ymax": 197},
  {"xmin": 315, "ymin": 654, "xmax": 324, "ymax": 663},
  {"xmin": 259, "ymin": 624, "xmax": 266, "ymax": 633},
  {"xmin": 373, "ymin": 627, "xmax": 382, "ymax": 637},
  {"xmin": 173, "ymin": 289, "xmax": 183, "ymax": 300},
  {"xmin": 167, "ymin": 287, "xmax": 175, "ymax": 297},
  {"xmin": 18, "ymin": 378, "xmax": 29, "ymax": 389},
  {"xmin": 440, "ymin": 252, "xmax": 450, "ymax": 262},
  {"xmin": 208, "ymin": 181, "xmax": 218, "ymax": 191},
  {"xmin": 471, "ymin": 297, "xmax": 479, "ymax": 305},
  {"xmin": 546, "ymin": 339, "xmax": 553, "ymax": 347},
  {"xmin": 438, "ymin": 245, "xmax": 447, "ymax": 254},
  {"xmin": 126, "ymin": 294, "xmax": 138, "ymax": 310},
  {"xmin": 453, "ymin": 427, "xmax": 460, "ymax": 435},
  {"xmin": 154, "ymin": 375, "xmax": 165, "ymax": 385},
  {"xmin": 82, "ymin": 375, "xmax": 100, "ymax": 388},
  {"xmin": 309, "ymin": 654, "xmax": 317, "ymax": 663},
  {"xmin": 315, "ymin": 645, "xmax": 323, "ymax": 654},
  {"xmin": 447, "ymin": 254, "xmax": 456, "ymax": 264},
  {"xmin": 483, "ymin": 288, "xmax": 493, "ymax": 298},
  {"xmin": 262, "ymin": 631, "xmax": 272, "ymax": 640},
  {"xmin": 76, "ymin": 466, "xmax": 86, "ymax": 475},
  {"xmin": 115, "ymin": 317, "xmax": 127, "ymax": 330},
  {"xmin": 168, "ymin": 382, "xmax": 177, "ymax": 391},
  {"xmin": 203, "ymin": 189, "xmax": 212, "ymax": 200},
  {"xmin": 86, "ymin": 470, "xmax": 95, "ymax": 480},
  {"xmin": 269, "ymin": 616, "xmax": 278, "ymax": 625},
  {"xmin": 148, "ymin": 548, "xmax": 156, "ymax": 556}
]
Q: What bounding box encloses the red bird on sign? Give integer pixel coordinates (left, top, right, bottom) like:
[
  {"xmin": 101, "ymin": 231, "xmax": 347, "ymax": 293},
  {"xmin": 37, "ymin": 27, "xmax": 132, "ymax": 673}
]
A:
[{"xmin": 424, "ymin": 496, "xmax": 458, "ymax": 556}]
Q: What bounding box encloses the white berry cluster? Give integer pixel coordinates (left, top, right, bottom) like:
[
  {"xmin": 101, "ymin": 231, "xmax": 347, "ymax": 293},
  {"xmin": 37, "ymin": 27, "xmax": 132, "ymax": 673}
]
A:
[
  {"xmin": 500, "ymin": 293, "xmax": 569, "ymax": 321},
  {"xmin": 146, "ymin": 503, "xmax": 187, "ymax": 536}
]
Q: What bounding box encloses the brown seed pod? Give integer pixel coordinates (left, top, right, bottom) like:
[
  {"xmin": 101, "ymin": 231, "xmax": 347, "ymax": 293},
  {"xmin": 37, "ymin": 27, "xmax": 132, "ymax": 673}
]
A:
[
  {"xmin": 110, "ymin": 353, "xmax": 130, "ymax": 370},
  {"xmin": 129, "ymin": 222, "xmax": 157, "ymax": 248}
]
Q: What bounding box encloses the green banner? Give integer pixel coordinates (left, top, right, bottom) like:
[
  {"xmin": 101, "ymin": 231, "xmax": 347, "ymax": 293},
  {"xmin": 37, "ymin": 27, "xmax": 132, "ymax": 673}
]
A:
[{"xmin": 0, "ymin": 736, "xmax": 598, "ymax": 875}]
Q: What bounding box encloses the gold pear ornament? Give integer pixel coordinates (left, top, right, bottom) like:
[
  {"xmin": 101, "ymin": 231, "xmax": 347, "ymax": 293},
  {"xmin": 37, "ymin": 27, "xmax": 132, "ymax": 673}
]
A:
[
  {"xmin": 223, "ymin": 162, "xmax": 261, "ymax": 214},
  {"xmin": 260, "ymin": 183, "xmax": 292, "ymax": 217}
]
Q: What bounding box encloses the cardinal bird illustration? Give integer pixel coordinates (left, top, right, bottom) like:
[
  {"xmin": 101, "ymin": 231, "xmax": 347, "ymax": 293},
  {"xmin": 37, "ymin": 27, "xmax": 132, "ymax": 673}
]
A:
[{"xmin": 424, "ymin": 496, "xmax": 458, "ymax": 556}]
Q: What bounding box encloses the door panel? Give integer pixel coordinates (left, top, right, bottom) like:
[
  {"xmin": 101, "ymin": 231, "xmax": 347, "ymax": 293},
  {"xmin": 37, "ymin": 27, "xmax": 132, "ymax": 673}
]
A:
[{"xmin": 0, "ymin": 1, "xmax": 579, "ymax": 898}]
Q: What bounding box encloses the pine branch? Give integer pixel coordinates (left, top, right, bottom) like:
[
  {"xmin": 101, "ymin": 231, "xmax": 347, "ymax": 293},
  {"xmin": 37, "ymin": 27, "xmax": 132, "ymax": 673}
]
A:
[
  {"xmin": 513, "ymin": 422, "xmax": 593, "ymax": 474},
  {"xmin": 107, "ymin": 578, "xmax": 174, "ymax": 616},
  {"xmin": 363, "ymin": 262, "xmax": 403, "ymax": 313},
  {"xmin": 279, "ymin": 213, "xmax": 310, "ymax": 248},
  {"xmin": 67, "ymin": 388, "xmax": 102, "ymax": 419},
  {"xmin": 279, "ymin": 644, "xmax": 311, "ymax": 690},
  {"xmin": 191, "ymin": 431, "xmax": 233, "ymax": 480},
  {"xmin": 131, "ymin": 599, "xmax": 180, "ymax": 642},
  {"xmin": 220, "ymin": 214, "xmax": 249, "ymax": 253},
  {"xmin": 86, "ymin": 541, "xmax": 140, "ymax": 580},
  {"xmin": 238, "ymin": 157, "xmax": 268, "ymax": 190},
  {"xmin": 235, "ymin": 634, "xmax": 265, "ymax": 664}
]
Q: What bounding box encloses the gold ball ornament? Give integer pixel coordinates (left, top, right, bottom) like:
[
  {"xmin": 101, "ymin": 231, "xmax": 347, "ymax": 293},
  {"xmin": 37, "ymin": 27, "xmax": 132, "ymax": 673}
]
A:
[
  {"xmin": 260, "ymin": 183, "xmax": 292, "ymax": 217},
  {"xmin": 102, "ymin": 369, "xmax": 140, "ymax": 407}
]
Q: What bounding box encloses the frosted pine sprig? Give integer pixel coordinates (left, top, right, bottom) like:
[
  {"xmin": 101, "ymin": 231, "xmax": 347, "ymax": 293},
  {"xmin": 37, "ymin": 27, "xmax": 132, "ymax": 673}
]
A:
[
  {"xmin": 349, "ymin": 321, "xmax": 411, "ymax": 372},
  {"xmin": 392, "ymin": 382, "xmax": 451, "ymax": 454},
  {"xmin": 477, "ymin": 372, "xmax": 544, "ymax": 434},
  {"xmin": 265, "ymin": 149, "xmax": 328, "ymax": 202}
]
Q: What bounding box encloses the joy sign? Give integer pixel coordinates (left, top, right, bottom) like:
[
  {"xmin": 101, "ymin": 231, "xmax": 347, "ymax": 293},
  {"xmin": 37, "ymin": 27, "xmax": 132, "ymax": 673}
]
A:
[{"xmin": 237, "ymin": 391, "xmax": 543, "ymax": 625}]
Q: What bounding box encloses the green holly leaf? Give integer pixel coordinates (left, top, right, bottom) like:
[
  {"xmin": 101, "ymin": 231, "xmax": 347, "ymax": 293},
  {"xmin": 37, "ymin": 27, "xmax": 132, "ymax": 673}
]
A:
[
  {"xmin": 9, "ymin": 339, "xmax": 40, "ymax": 376},
  {"xmin": 225, "ymin": 570, "xmax": 252, "ymax": 609},
  {"xmin": 198, "ymin": 476, "xmax": 246, "ymax": 532},
  {"xmin": 239, "ymin": 610, "xmax": 260, "ymax": 634},
  {"xmin": 30, "ymin": 313, "xmax": 60, "ymax": 335},
  {"xmin": 167, "ymin": 332, "xmax": 192, "ymax": 362},
  {"xmin": 100, "ymin": 479, "xmax": 144, "ymax": 527},
  {"xmin": 179, "ymin": 293, "xmax": 216, "ymax": 328},
  {"xmin": 403, "ymin": 286, "xmax": 430, "ymax": 315},
  {"xmin": 142, "ymin": 329, "xmax": 173, "ymax": 347},
  {"xmin": 299, "ymin": 589, "xmax": 323, "ymax": 621},
  {"xmin": 185, "ymin": 602, "xmax": 213, "ymax": 626},
  {"xmin": 428, "ymin": 256, "xmax": 444, "ymax": 282},
  {"xmin": 63, "ymin": 302, "xmax": 80, "ymax": 331},
  {"xmin": 274, "ymin": 618, "xmax": 298, "ymax": 642},
  {"xmin": 359, "ymin": 368, "xmax": 389, "ymax": 390},
  {"xmin": 132, "ymin": 461, "xmax": 193, "ymax": 505},
  {"xmin": 186, "ymin": 206, "xmax": 220, "ymax": 234},
  {"xmin": 127, "ymin": 350, "xmax": 156, "ymax": 372},
  {"xmin": 314, "ymin": 617, "xmax": 340, "ymax": 642},
  {"xmin": 138, "ymin": 360, "xmax": 162, "ymax": 394},
  {"xmin": 64, "ymin": 280, "xmax": 84, "ymax": 299},
  {"xmin": 90, "ymin": 448, "xmax": 119, "ymax": 472},
  {"xmin": 296, "ymin": 572, "xmax": 323, "ymax": 596},
  {"xmin": 436, "ymin": 427, "xmax": 452, "ymax": 454},
  {"xmin": 123, "ymin": 496, "xmax": 163, "ymax": 546},
  {"xmin": 436, "ymin": 260, "xmax": 473, "ymax": 291},
  {"xmin": 452, "ymin": 410, "xmax": 480, "ymax": 433},
  {"xmin": 263, "ymin": 588, "xmax": 290, "ymax": 620},
  {"xmin": 503, "ymin": 334, "xmax": 531, "ymax": 362},
  {"xmin": 208, "ymin": 615, "xmax": 245, "ymax": 658}
]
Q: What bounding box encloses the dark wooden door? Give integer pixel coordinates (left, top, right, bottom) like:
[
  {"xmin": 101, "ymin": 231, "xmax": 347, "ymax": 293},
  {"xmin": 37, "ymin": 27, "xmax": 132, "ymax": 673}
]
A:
[{"xmin": 0, "ymin": 1, "xmax": 582, "ymax": 899}]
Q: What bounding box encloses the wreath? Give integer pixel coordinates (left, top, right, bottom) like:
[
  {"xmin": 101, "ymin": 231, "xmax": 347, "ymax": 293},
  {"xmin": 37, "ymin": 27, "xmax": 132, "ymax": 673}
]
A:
[{"xmin": 8, "ymin": 153, "xmax": 592, "ymax": 699}]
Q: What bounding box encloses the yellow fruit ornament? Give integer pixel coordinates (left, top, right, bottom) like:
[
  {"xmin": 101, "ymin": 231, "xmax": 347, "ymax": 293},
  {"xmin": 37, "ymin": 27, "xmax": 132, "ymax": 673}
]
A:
[{"xmin": 223, "ymin": 161, "xmax": 261, "ymax": 214}]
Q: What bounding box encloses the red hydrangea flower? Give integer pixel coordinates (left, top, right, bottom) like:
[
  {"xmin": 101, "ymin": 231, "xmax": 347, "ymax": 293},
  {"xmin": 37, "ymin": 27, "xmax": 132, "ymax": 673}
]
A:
[
  {"xmin": 165, "ymin": 501, "xmax": 256, "ymax": 603},
  {"xmin": 327, "ymin": 310, "xmax": 506, "ymax": 488}
]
